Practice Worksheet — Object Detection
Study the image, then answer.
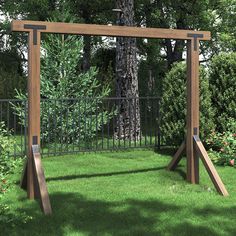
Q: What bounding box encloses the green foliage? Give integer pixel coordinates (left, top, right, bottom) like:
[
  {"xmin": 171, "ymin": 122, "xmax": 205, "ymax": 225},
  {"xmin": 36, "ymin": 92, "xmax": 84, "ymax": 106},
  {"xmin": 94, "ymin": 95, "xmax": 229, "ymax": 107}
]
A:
[
  {"xmin": 0, "ymin": 204, "xmax": 32, "ymax": 227},
  {"xmin": 138, "ymin": 58, "xmax": 166, "ymax": 97},
  {"xmin": 213, "ymin": 0, "xmax": 236, "ymax": 52},
  {"xmin": 160, "ymin": 62, "xmax": 215, "ymax": 145},
  {"xmin": 0, "ymin": 122, "xmax": 21, "ymax": 195},
  {"xmin": 0, "ymin": 50, "xmax": 26, "ymax": 98},
  {"xmin": 208, "ymin": 53, "xmax": 236, "ymax": 132},
  {"xmin": 0, "ymin": 122, "xmax": 29, "ymax": 226},
  {"xmin": 207, "ymin": 118, "xmax": 236, "ymax": 166},
  {"xmin": 14, "ymin": 33, "xmax": 112, "ymax": 145},
  {"xmin": 91, "ymin": 48, "xmax": 115, "ymax": 95}
]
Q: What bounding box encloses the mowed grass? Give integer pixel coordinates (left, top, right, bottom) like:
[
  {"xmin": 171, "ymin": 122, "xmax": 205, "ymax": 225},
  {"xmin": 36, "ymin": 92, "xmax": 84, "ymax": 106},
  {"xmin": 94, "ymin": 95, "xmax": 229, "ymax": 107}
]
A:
[{"xmin": 1, "ymin": 149, "xmax": 236, "ymax": 236}]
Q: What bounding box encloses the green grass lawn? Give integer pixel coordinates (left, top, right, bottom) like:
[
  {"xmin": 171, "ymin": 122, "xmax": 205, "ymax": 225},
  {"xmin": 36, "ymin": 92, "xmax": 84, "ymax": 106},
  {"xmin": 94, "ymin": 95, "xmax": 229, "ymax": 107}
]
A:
[{"xmin": 1, "ymin": 149, "xmax": 236, "ymax": 236}]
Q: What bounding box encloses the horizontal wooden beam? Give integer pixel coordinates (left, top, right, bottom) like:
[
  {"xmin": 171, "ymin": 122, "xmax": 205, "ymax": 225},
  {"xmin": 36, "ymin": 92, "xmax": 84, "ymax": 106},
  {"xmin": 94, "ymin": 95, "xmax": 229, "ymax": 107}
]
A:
[{"xmin": 11, "ymin": 20, "xmax": 211, "ymax": 41}]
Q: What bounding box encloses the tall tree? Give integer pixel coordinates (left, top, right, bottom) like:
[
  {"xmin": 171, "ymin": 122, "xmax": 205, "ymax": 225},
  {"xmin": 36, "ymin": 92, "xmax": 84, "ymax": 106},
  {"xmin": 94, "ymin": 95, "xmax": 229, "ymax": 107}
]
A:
[
  {"xmin": 68, "ymin": 0, "xmax": 113, "ymax": 71},
  {"xmin": 135, "ymin": 0, "xmax": 216, "ymax": 68},
  {"xmin": 115, "ymin": 0, "xmax": 141, "ymax": 140}
]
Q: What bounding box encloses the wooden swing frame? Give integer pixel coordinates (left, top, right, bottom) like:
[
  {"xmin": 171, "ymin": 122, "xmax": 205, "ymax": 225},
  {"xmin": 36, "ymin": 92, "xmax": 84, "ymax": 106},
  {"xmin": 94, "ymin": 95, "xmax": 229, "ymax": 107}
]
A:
[{"xmin": 11, "ymin": 20, "xmax": 228, "ymax": 215}]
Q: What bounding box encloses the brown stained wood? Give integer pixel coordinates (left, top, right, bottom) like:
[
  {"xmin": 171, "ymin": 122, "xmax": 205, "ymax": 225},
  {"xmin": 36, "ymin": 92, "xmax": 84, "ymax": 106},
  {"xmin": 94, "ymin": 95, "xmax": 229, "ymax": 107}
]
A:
[
  {"xmin": 12, "ymin": 19, "xmax": 224, "ymax": 209},
  {"xmin": 32, "ymin": 145, "xmax": 52, "ymax": 215},
  {"xmin": 11, "ymin": 20, "xmax": 211, "ymax": 40},
  {"xmin": 193, "ymin": 136, "xmax": 229, "ymax": 196},
  {"xmin": 186, "ymin": 40, "xmax": 199, "ymax": 184},
  {"xmin": 167, "ymin": 141, "xmax": 186, "ymax": 171},
  {"xmin": 27, "ymin": 30, "xmax": 41, "ymax": 199}
]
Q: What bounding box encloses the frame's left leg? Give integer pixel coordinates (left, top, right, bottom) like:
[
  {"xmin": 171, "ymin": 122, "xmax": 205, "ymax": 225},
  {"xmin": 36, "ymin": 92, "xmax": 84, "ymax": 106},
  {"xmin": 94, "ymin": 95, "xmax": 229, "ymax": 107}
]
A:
[
  {"xmin": 27, "ymin": 29, "xmax": 41, "ymax": 199},
  {"xmin": 186, "ymin": 39, "xmax": 200, "ymax": 184}
]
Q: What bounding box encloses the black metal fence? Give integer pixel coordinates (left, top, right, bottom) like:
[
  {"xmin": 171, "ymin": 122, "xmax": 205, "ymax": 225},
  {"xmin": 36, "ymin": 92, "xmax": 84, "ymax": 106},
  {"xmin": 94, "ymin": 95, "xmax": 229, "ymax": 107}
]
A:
[{"xmin": 0, "ymin": 97, "xmax": 162, "ymax": 157}]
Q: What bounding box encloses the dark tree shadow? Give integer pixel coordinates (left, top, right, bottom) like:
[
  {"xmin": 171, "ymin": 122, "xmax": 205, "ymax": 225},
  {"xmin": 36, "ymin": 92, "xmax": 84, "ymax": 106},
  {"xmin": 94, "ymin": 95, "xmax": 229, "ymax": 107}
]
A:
[
  {"xmin": 154, "ymin": 146, "xmax": 177, "ymax": 156},
  {"xmin": 46, "ymin": 166, "xmax": 167, "ymax": 182},
  {"xmin": 1, "ymin": 192, "xmax": 226, "ymax": 236}
]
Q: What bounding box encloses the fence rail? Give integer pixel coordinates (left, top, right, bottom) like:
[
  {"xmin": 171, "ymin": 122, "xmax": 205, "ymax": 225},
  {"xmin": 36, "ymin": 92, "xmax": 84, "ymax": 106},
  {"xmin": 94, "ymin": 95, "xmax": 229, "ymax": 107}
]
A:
[{"xmin": 0, "ymin": 97, "xmax": 163, "ymax": 157}]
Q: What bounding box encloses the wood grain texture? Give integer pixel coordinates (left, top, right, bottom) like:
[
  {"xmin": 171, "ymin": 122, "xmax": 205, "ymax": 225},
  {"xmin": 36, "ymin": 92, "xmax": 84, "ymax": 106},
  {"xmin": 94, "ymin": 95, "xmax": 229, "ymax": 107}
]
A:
[
  {"xmin": 193, "ymin": 136, "xmax": 229, "ymax": 196},
  {"xmin": 186, "ymin": 40, "xmax": 199, "ymax": 184},
  {"xmin": 167, "ymin": 141, "xmax": 185, "ymax": 171},
  {"xmin": 11, "ymin": 20, "xmax": 211, "ymax": 40},
  {"xmin": 27, "ymin": 31, "xmax": 41, "ymax": 199},
  {"xmin": 32, "ymin": 145, "xmax": 52, "ymax": 215}
]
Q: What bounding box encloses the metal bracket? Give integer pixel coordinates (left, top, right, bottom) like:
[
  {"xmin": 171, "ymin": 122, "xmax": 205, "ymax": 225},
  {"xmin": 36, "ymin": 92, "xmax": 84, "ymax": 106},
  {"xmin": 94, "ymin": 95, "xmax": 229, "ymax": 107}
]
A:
[
  {"xmin": 32, "ymin": 135, "xmax": 38, "ymax": 145},
  {"xmin": 187, "ymin": 33, "xmax": 203, "ymax": 51},
  {"xmin": 32, "ymin": 144, "xmax": 40, "ymax": 153},
  {"xmin": 24, "ymin": 24, "xmax": 46, "ymax": 45},
  {"xmin": 193, "ymin": 128, "xmax": 200, "ymax": 141},
  {"xmin": 193, "ymin": 135, "xmax": 200, "ymax": 142}
]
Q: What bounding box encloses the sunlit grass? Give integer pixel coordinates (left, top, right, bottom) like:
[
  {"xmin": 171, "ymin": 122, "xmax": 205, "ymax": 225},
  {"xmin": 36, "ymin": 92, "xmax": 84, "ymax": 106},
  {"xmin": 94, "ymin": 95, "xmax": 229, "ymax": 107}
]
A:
[{"xmin": 1, "ymin": 149, "xmax": 235, "ymax": 236}]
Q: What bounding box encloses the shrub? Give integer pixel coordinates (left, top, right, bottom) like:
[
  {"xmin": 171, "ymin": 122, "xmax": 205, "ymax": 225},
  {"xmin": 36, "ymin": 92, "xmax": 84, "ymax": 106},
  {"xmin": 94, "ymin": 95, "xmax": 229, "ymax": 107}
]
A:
[
  {"xmin": 208, "ymin": 53, "xmax": 236, "ymax": 132},
  {"xmin": 207, "ymin": 118, "xmax": 236, "ymax": 166},
  {"xmin": 0, "ymin": 122, "xmax": 21, "ymax": 194},
  {"xmin": 160, "ymin": 62, "xmax": 215, "ymax": 145},
  {"xmin": 0, "ymin": 123, "xmax": 29, "ymax": 227}
]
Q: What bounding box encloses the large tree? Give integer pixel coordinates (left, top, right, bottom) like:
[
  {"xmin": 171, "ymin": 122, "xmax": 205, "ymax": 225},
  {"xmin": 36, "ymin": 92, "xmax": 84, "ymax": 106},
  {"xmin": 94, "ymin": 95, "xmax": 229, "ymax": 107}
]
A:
[
  {"xmin": 115, "ymin": 0, "xmax": 141, "ymax": 141},
  {"xmin": 67, "ymin": 0, "xmax": 113, "ymax": 71}
]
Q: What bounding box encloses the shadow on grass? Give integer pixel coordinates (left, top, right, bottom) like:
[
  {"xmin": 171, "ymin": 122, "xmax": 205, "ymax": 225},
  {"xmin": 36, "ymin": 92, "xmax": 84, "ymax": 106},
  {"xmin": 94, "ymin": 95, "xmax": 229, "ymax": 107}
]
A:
[
  {"xmin": 174, "ymin": 168, "xmax": 187, "ymax": 180},
  {"xmin": 154, "ymin": 146, "xmax": 177, "ymax": 156},
  {"xmin": 46, "ymin": 166, "xmax": 167, "ymax": 182},
  {"xmin": 1, "ymin": 192, "xmax": 224, "ymax": 236}
]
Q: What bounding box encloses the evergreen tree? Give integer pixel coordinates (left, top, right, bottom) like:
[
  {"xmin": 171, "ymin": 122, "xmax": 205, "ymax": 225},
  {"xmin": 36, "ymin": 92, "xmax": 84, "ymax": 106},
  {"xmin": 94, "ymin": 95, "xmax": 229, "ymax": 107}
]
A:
[
  {"xmin": 160, "ymin": 62, "xmax": 215, "ymax": 145},
  {"xmin": 13, "ymin": 14, "xmax": 112, "ymax": 145},
  {"xmin": 209, "ymin": 53, "xmax": 236, "ymax": 132}
]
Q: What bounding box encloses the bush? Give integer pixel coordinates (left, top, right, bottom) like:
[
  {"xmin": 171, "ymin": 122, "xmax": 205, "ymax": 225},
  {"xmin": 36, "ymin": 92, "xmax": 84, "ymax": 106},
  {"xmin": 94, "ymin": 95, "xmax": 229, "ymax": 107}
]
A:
[
  {"xmin": 207, "ymin": 118, "xmax": 236, "ymax": 166},
  {"xmin": 0, "ymin": 122, "xmax": 21, "ymax": 194},
  {"xmin": 0, "ymin": 122, "xmax": 29, "ymax": 227},
  {"xmin": 208, "ymin": 53, "xmax": 236, "ymax": 132},
  {"xmin": 160, "ymin": 62, "xmax": 215, "ymax": 145}
]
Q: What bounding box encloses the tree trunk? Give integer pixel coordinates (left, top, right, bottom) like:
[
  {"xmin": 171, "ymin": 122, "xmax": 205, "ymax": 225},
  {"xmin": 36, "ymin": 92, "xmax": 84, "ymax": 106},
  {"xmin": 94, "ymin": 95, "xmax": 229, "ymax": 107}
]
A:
[{"xmin": 115, "ymin": 0, "xmax": 141, "ymax": 141}]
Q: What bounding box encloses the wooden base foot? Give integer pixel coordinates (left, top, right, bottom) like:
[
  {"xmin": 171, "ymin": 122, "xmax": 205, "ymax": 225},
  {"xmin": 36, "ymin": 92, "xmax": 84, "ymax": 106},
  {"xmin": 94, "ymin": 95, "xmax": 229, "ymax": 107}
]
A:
[
  {"xmin": 167, "ymin": 141, "xmax": 185, "ymax": 171},
  {"xmin": 193, "ymin": 136, "xmax": 229, "ymax": 196},
  {"xmin": 20, "ymin": 145, "xmax": 52, "ymax": 215},
  {"xmin": 32, "ymin": 145, "xmax": 52, "ymax": 214},
  {"xmin": 166, "ymin": 136, "xmax": 228, "ymax": 196}
]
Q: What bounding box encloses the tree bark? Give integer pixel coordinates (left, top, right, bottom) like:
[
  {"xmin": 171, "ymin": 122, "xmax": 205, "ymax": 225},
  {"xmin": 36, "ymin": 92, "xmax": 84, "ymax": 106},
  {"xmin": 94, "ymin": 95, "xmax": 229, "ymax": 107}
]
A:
[{"xmin": 115, "ymin": 0, "xmax": 141, "ymax": 141}]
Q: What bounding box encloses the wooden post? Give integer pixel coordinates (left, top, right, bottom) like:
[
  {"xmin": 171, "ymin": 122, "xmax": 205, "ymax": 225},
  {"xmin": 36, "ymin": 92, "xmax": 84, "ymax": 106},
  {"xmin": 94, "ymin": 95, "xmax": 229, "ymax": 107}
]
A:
[
  {"xmin": 27, "ymin": 29, "xmax": 41, "ymax": 199},
  {"xmin": 186, "ymin": 38, "xmax": 200, "ymax": 184}
]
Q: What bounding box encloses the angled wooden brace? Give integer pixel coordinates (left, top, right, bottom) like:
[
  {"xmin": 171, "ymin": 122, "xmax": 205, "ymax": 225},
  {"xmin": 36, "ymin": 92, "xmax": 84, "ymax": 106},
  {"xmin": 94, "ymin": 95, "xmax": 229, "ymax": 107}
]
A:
[
  {"xmin": 20, "ymin": 145, "xmax": 52, "ymax": 215},
  {"xmin": 167, "ymin": 141, "xmax": 186, "ymax": 171},
  {"xmin": 193, "ymin": 136, "xmax": 229, "ymax": 196}
]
